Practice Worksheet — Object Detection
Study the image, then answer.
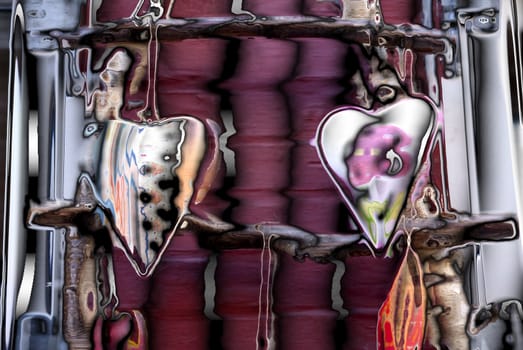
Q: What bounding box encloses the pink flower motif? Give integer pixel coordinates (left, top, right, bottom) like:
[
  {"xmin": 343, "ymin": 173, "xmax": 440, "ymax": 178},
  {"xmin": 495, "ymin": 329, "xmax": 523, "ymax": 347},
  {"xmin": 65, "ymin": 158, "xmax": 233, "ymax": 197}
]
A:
[{"xmin": 346, "ymin": 124, "xmax": 413, "ymax": 188}]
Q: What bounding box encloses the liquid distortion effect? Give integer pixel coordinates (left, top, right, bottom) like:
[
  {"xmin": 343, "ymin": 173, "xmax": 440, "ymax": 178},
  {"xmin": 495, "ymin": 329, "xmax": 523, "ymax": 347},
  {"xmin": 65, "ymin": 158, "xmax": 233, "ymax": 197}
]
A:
[
  {"xmin": 317, "ymin": 98, "xmax": 433, "ymax": 251},
  {"xmin": 97, "ymin": 117, "xmax": 207, "ymax": 277},
  {"xmin": 4, "ymin": 0, "xmax": 523, "ymax": 349}
]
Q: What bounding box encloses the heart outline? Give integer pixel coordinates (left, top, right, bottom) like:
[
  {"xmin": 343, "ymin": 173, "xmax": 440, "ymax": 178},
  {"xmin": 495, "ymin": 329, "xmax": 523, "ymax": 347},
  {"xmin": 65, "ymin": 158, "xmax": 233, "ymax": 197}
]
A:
[{"xmin": 316, "ymin": 98, "xmax": 434, "ymax": 251}]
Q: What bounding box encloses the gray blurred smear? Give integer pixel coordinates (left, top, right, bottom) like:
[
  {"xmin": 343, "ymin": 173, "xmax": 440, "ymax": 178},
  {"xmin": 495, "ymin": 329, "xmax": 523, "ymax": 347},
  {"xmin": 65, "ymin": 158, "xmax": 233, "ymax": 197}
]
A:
[
  {"xmin": 0, "ymin": 4, "xmax": 10, "ymax": 238},
  {"xmin": 0, "ymin": 1, "xmax": 10, "ymax": 12},
  {"xmin": 0, "ymin": 6, "xmax": 9, "ymax": 268}
]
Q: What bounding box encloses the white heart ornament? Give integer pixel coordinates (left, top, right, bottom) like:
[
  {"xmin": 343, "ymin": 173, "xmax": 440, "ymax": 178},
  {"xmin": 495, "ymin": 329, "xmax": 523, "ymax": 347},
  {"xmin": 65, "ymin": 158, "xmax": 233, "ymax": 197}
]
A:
[{"xmin": 316, "ymin": 98, "xmax": 433, "ymax": 250}]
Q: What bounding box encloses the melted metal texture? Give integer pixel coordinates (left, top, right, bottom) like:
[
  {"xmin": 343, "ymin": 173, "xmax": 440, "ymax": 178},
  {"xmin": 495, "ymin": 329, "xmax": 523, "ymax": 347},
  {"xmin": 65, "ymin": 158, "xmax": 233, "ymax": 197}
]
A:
[
  {"xmin": 316, "ymin": 97, "xmax": 433, "ymax": 250},
  {"xmin": 97, "ymin": 117, "xmax": 206, "ymax": 276},
  {"xmin": 11, "ymin": 0, "xmax": 523, "ymax": 349}
]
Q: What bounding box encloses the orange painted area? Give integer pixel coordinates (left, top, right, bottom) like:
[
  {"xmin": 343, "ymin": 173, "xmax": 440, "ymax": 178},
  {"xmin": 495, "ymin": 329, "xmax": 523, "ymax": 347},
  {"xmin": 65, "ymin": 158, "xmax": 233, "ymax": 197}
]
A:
[
  {"xmin": 377, "ymin": 246, "xmax": 426, "ymax": 350},
  {"xmin": 114, "ymin": 175, "xmax": 132, "ymax": 241}
]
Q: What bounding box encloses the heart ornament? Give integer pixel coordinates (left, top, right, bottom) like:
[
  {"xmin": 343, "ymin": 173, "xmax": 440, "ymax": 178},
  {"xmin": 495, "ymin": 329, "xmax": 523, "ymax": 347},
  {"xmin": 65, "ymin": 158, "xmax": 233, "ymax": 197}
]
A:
[
  {"xmin": 96, "ymin": 116, "xmax": 207, "ymax": 277},
  {"xmin": 316, "ymin": 98, "xmax": 433, "ymax": 250}
]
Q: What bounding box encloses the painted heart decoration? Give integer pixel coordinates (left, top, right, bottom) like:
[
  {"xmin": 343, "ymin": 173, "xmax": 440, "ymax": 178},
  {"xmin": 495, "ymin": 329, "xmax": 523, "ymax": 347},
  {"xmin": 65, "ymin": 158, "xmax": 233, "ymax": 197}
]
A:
[
  {"xmin": 316, "ymin": 98, "xmax": 433, "ymax": 250},
  {"xmin": 96, "ymin": 116, "xmax": 207, "ymax": 277}
]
